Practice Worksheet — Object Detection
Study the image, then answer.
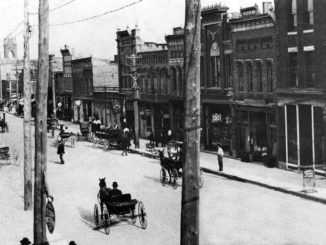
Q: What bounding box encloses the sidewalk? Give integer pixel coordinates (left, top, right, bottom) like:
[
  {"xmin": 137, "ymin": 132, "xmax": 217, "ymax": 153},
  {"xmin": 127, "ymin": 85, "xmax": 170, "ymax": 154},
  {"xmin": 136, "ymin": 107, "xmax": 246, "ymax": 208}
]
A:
[{"xmin": 56, "ymin": 119, "xmax": 326, "ymax": 205}]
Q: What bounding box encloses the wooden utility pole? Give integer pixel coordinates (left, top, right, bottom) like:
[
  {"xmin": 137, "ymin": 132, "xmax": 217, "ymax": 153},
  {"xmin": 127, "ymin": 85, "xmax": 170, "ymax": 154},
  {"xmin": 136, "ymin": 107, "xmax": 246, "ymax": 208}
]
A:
[
  {"xmin": 34, "ymin": 0, "xmax": 49, "ymax": 244},
  {"xmin": 23, "ymin": 0, "xmax": 32, "ymax": 211},
  {"xmin": 181, "ymin": 0, "xmax": 201, "ymax": 244}
]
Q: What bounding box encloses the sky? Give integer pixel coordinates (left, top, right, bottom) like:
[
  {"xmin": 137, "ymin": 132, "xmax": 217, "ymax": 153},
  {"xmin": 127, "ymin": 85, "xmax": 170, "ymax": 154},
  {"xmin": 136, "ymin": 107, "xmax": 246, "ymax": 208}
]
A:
[{"xmin": 0, "ymin": 0, "xmax": 269, "ymax": 60}]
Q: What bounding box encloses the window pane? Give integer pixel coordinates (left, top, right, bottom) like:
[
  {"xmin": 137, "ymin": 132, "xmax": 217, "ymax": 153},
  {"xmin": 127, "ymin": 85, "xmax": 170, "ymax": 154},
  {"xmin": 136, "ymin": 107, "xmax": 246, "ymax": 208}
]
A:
[
  {"xmin": 238, "ymin": 63, "xmax": 243, "ymax": 91},
  {"xmin": 257, "ymin": 62, "xmax": 262, "ymax": 92},
  {"xmin": 305, "ymin": 51, "xmax": 314, "ymax": 87},
  {"xmin": 287, "ymin": 105, "xmax": 298, "ymax": 164},
  {"xmin": 288, "ymin": 53, "xmax": 298, "ymax": 87},
  {"xmin": 247, "ymin": 63, "xmax": 253, "ymax": 91}
]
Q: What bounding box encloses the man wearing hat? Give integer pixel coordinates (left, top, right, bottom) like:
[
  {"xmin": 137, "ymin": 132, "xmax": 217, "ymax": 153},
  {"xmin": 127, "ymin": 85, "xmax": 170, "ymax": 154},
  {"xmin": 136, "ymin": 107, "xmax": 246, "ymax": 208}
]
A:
[
  {"xmin": 20, "ymin": 237, "xmax": 31, "ymax": 245},
  {"xmin": 217, "ymin": 144, "xmax": 224, "ymax": 171},
  {"xmin": 57, "ymin": 136, "xmax": 65, "ymax": 164},
  {"xmin": 108, "ymin": 181, "xmax": 122, "ymax": 200}
]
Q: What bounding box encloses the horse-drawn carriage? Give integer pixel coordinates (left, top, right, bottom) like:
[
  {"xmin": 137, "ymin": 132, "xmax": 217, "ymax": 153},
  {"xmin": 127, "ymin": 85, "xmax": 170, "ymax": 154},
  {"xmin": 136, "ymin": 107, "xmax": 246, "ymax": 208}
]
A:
[
  {"xmin": 94, "ymin": 178, "xmax": 147, "ymax": 235},
  {"xmin": 0, "ymin": 147, "xmax": 18, "ymax": 165},
  {"xmin": 93, "ymin": 129, "xmax": 122, "ymax": 150},
  {"xmin": 159, "ymin": 141, "xmax": 203, "ymax": 188}
]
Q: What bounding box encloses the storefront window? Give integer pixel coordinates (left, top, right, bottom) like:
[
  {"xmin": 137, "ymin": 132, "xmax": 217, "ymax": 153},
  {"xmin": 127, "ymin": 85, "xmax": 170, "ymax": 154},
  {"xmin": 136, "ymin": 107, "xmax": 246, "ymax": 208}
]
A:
[
  {"xmin": 287, "ymin": 105, "xmax": 298, "ymax": 164},
  {"xmin": 299, "ymin": 105, "xmax": 313, "ymax": 167},
  {"xmin": 314, "ymin": 107, "xmax": 325, "ymax": 170}
]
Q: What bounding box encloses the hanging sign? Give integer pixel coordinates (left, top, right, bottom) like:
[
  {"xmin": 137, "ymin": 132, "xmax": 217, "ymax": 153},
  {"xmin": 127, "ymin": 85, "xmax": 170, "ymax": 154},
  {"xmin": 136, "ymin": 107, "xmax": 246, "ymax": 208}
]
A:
[
  {"xmin": 212, "ymin": 113, "xmax": 222, "ymax": 123},
  {"xmin": 46, "ymin": 197, "xmax": 55, "ymax": 234},
  {"xmin": 113, "ymin": 100, "xmax": 121, "ymax": 113}
]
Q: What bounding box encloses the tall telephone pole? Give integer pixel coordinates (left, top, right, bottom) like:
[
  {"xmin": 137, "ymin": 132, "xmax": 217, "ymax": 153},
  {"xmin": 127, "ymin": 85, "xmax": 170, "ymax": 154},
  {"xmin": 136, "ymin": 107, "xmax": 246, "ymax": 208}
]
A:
[
  {"xmin": 23, "ymin": 0, "xmax": 32, "ymax": 211},
  {"xmin": 181, "ymin": 0, "xmax": 201, "ymax": 244},
  {"xmin": 34, "ymin": 0, "xmax": 49, "ymax": 244},
  {"xmin": 124, "ymin": 53, "xmax": 143, "ymax": 149}
]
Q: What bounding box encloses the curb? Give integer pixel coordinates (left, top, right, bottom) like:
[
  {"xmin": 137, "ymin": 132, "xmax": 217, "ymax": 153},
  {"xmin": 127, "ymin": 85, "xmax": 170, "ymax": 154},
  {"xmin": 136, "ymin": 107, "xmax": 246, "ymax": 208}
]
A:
[
  {"xmin": 130, "ymin": 147, "xmax": 326, "ymax": 205},
  {"xmin": 201, "ymin": 167, "xmax": 326, "ymax": 205},
  {"xmin": 129, "ymin": 148, "xmax": 159, "ymax": 159}
]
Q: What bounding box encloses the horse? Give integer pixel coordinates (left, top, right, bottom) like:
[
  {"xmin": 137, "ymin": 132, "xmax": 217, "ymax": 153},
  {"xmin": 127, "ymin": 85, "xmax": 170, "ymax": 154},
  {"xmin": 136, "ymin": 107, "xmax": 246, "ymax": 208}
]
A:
[
  {"xmin": 158, "ymin": 149, "xmax": 176, "ymax": 182},
  {"xmin": 98, "ymin": 178, "xmax": 111, "ymax": 219},
  {"xmin": 0, "ymin": 120, "xmax": 8, "ymax": 133}
]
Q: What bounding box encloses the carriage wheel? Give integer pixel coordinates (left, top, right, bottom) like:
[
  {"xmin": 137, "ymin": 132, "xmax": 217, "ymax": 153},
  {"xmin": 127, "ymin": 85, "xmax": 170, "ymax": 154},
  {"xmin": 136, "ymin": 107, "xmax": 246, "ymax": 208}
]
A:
[
  {"xmin": 94, "ymin": 204, "xmax": 99, "ymax": 227},
  {"xmin": 170, "ymin": 168, "xmax": 178, "ymax": 189},
  {"xmin": 131, "ymin": 209, "xmax": 137, "ymax": 224},
  {"xmin": 103, "ymin": 205, "xmax": 110, "ymax": 235},
  {"xmin": 160, "ymin": 168, "xmax": 167, "ymax": 186},
  {"xmin": 199, "ymin": 168, "xmax": 204, "ymax": 188},
  {"xmin": 138, "ymin": 202, "xmax": 147, "ymax": 229}
]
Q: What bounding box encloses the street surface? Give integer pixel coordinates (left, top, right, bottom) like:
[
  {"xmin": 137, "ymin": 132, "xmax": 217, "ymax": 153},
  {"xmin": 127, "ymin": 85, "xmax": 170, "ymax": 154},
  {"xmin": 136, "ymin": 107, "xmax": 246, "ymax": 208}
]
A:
[{"xmin": 1, "ymin": 113, "xmax": 326, "ymax": 245}]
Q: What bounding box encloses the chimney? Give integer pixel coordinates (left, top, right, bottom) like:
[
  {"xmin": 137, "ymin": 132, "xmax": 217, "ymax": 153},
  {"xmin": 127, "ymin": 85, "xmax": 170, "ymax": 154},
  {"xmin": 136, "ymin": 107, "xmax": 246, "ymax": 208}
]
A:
[{"xmin": 262, "ymin": 2, "xmax": 272, "ymax": 14}]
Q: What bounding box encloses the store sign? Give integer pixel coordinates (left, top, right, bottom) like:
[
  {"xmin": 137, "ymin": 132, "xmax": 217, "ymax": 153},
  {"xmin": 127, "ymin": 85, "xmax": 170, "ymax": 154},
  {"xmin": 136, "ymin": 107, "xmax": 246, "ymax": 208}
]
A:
[
  {"xmin": 46, "ymin": 199, "xmax": 55, "ymax": 234},
  {"xmin": 113, "ymin": 100, "xmax": 121, "ymax": 113},
  {"xmin": 212, "ymin": 113, "xmax": 222, "ymax": 123}
]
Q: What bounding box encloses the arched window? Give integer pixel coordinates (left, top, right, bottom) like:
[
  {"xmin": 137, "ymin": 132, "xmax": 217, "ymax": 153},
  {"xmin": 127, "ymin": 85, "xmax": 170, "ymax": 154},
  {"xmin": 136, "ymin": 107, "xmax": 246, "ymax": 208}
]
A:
[{"xmin": 210, "ymin": 42, "xmax": 220, "ymax": 88}]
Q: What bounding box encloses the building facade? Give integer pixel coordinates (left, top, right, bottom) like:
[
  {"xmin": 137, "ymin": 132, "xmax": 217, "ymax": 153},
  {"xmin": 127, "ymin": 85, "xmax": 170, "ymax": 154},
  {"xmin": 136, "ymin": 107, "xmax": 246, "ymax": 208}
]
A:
[
  {"xmin": 92, "ymin": 59, "xmax": 119, "ymax": 128},
  {"xmin": 72, "ymin": 57, "xmax": 93, "ymax": 122},
  {"xmin": 229, "ymin": 4, "xmax": 277, "ymax": 163},
  {"xmin": 200, "ymin": 5, "xmax": 234, "ymax": 153},
  {"xmin": 57, "ymin": 47, "xmax": 73, "ymax": 121},
  {"xmin": 116, "ymin": 27, "xmax": 185, "ymax": 139},
  {"xmin": 275, "ymin": 0, "xmax": 326, "ymax": 171}
]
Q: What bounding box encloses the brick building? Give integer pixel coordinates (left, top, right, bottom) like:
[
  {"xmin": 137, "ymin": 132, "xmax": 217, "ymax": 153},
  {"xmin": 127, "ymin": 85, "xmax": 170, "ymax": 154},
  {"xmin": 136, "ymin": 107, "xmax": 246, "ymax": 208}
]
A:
[
  {"xmin": 116, "ymin": 27, "xmax": 184, "ymax": 139},
  {"xmin": 200, "ymin": 5, "xmax": 233, "ymax": 153},
  {"xmin": 92, "ymin": 60, "xmax": 119, "ymax": 128},
  {"xmin": 56, "ymin": 46, "xmax": 73, "ymax": 120},
  {"xmin": 230, "ymin": 3, "xmax": 277, "ymax": 162},
  {"xmin": 275, "ymin": 0, "xmax": 326, "ymax": 171},
  {"xmin": 72, "ymin": 57, "xmax": 93, "ymax": 122}
]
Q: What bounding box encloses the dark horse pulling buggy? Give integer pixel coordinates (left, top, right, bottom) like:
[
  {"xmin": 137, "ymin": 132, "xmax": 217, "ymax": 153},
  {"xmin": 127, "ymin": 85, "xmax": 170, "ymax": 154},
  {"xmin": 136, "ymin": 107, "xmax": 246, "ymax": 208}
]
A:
[
  {"xmin": 94, "ymin": 178, "xmax": 147, "ymax": 235},
  {"xmin": 159, "ymin": 141, "xmax": 203, "ymax": 188}
]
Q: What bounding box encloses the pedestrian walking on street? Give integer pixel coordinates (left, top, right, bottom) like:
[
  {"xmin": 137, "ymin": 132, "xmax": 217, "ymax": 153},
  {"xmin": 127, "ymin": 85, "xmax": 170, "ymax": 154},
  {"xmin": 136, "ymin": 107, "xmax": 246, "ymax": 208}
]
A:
[
  {"xmin": 121, "ymin": 131, "xmax": 129, "ymax": 156},
  {"xmin": 57, "ymin": 136, "xmax": 65, "ymax": 164},
  {"xmin": 217, "ymin": 144, "xmax": 224, "ymax": 171}
]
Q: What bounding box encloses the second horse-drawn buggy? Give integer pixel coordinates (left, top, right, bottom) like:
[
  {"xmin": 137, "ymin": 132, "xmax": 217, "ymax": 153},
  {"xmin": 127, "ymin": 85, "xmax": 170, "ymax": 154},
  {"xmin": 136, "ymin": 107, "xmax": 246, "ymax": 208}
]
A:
[
  {"xmin": 92, "ymin": 129, "xmax": 122, "ymax": 150},
  {"xmin": 159, "ymin": 141, "xmax": 203, "ymax": 188},
  {"xmin": 93, "ymin": 178, "xmax": 147, "ymax": 235}
]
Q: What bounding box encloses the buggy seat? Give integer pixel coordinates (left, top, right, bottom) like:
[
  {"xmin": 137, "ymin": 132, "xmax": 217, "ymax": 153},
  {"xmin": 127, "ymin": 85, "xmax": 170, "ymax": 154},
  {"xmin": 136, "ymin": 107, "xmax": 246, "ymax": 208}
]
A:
[
  {"xmin": 108, "ymin": 193, "xmax": 137, "ymax": 214},
  {"xmin": 0, "ymin": 147, "xmax": 9, "ymax": 153}
]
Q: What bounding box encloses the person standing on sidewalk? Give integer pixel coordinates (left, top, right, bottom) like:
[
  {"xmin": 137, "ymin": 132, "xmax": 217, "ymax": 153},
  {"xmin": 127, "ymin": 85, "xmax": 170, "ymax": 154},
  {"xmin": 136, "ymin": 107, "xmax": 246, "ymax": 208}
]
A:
[
  {"xmin": 57, "ymin": 136, "xmax": 65, "ymax": 164},
  {"xmin": 217, "ymin": 144, "xmax": 224, "ymax": 171}
]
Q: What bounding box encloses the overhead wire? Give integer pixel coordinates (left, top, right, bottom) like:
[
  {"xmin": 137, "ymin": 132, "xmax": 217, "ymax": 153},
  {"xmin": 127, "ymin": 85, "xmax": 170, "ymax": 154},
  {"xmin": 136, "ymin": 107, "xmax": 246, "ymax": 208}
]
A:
[
  {"xmin": 4, "ymin": 21, "xmax": 23, "ymax": 39},
  {"xmin": 29, "ymin": 0, "xmax": 77, "ymax": 15},
  {"xmin": 51, "ymin": 0, "xmax": 143, "ymax": 26}
]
